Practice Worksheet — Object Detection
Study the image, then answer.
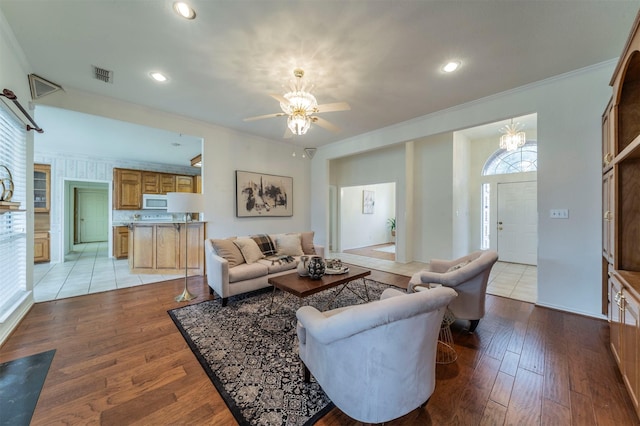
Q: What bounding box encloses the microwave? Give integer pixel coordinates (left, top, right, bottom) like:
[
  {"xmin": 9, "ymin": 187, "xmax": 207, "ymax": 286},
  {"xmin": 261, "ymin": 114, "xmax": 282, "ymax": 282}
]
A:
[{"xmin": 142, "ymin": 194, "xmax": 168, "ymax": 210}]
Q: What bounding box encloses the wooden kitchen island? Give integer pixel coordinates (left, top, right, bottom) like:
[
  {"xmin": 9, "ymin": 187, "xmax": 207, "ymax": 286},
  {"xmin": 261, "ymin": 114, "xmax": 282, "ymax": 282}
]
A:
[{"xmin": 128, "ymin": 221, "xmax": 206, "ymax": 276}]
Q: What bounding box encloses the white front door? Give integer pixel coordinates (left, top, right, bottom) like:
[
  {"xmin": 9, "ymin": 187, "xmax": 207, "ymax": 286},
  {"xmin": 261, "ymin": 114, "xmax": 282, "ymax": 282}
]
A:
[
  {"xmin": 77, "ymin": 189, "xmax": 108, "ymax": 243},
  {"xmin": 497, "ymin": 181, "xmax": 537, "ymax": 265}
]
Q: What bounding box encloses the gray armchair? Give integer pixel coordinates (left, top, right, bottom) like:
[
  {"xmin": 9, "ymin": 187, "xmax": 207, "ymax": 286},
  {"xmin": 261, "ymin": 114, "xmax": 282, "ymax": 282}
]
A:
[
  {"xmin": 408, "ymin": 250, "xmax": 499, "ymax": 333},
  {"xmin": 296, "ymin": 286, "xmax": 457, "ymax": 424}
]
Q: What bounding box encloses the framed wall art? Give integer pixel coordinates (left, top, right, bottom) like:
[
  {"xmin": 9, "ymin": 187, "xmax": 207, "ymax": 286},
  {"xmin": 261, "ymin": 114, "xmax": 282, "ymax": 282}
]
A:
[
  {"xmin": 363, "ymin": 190, "xmax": 375, "ymax": 214},
  {"xmin": 236, "ymin": 170, "xmax": 293, "ymax": 217}
]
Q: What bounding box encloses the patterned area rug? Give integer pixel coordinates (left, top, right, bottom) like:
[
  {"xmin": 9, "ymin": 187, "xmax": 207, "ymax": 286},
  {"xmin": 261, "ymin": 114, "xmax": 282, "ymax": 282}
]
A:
[{"xmin": 168, "ymin": 278, "xmax": 394, "ymax": 426}]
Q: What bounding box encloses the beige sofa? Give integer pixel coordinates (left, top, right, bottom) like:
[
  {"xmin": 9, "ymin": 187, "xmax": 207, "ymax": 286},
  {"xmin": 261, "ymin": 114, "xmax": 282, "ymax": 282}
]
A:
[{"xmin": 205, "ymin": 231, "xmax": 324, "ymax": 306}]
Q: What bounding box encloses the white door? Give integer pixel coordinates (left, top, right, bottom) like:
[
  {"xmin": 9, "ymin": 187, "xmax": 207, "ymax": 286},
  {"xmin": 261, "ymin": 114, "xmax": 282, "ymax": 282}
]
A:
[
  {"xmin": 77, "ymin": 189, "xmax": 108, "ymax": 243},
  {"xmin": 497, "ymin": 181, "xmax": 537, "ymax": 265}
]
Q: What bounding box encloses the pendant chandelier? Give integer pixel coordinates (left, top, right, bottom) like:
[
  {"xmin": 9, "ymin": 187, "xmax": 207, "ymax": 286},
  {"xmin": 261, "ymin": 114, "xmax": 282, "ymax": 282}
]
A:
[
  {"xmin": 280, "ymin": 69, "xmax": 318, "ymax": 135},
  {"xmin": 499, "ymin": 119, "xmax": 526, "ymax": 151}
]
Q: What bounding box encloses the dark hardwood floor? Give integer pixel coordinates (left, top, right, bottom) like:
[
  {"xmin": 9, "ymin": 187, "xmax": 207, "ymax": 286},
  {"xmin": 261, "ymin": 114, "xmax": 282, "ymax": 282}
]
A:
[{"xmin": 0, "ymin": 273, "xmax": 637, "ymax": 425}]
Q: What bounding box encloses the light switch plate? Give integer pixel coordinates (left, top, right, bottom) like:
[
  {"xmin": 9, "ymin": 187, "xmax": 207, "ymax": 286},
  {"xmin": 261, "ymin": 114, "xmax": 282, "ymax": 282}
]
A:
[{"xmin": 550, "ymin": 209, "xmax": 569, "ymax": 219}]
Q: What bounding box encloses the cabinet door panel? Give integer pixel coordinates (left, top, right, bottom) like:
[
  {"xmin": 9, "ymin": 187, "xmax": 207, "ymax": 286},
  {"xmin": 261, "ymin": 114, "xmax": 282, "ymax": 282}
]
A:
[
  {"xmin": 610, "ymin": 276, "xmax": 623, "ymax": 365},
  {"xmin": 114, "ymin": 169, "xmax": 142, "ymax": 210},
  {"xmin": 130, "ymin": 225, "xmax": 154, "ymax": 269},
  {"xmin": 176, "ymin": 176, "xmax": 194, "ymax": 193},
  {"xmin": 142, "ymin": 172, "xmax": 160, "ymax": 194},
  {"xmin": 155, "ymin": 224, "xmax": 180, "ymax": 269},
  {"xmin": 160, "ymin": 175, "xmax": 175, "ymax": 194},
  {"xmin": 623, "ymin": 292, "xmax": 640, "ymax": 409}
]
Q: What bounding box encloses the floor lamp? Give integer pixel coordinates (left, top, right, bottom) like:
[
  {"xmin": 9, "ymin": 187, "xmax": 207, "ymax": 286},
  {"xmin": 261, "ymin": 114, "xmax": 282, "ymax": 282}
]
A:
[{"xmin": 166, "ymin": 192, "xmax": 203, "ymax": 302}]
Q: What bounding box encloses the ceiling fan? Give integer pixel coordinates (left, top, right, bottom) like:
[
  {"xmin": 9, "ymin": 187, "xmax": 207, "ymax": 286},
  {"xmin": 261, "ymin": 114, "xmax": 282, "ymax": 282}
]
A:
[{"xmin": 244, "ymin": 68, "xmax": 350, "ymax": 138}]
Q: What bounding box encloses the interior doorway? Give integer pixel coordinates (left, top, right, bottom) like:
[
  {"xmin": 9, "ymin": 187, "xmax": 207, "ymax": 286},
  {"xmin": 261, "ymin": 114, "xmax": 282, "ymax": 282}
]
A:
[
  {"xmin": 338, "ymin": 182, "xmax": 396, "ymax": 259},
  {"xmin": 75, "ymin": 188, "xmax": 109, "ymax": 243},
  {"xmin": 63, "ymin": 180, "xmax": 111, "ymax": 259},
  {"xmin": 497, "ymin": 181, "xmax": 537, "ymax": 265}
]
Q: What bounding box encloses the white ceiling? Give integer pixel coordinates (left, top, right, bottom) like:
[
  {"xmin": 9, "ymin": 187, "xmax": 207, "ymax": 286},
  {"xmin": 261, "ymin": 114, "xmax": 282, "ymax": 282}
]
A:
[{"xmin": 1, "ymin": 1, "xmax": 637, "ymax": 161}]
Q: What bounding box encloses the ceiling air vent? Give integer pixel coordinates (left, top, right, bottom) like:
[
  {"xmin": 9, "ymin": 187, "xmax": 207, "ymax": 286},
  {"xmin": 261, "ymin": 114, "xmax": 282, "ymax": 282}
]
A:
[
  {"xmin": 28, "ymin": 74, "xmax": 63, "ymax": 100},
  {"xmin": 92, "ymin": 65, "xmax": 113, "ymax": 83}
]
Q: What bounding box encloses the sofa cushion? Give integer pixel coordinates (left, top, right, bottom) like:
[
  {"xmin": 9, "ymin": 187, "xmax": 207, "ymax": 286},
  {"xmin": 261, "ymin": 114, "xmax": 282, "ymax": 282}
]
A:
[
  {"xmin": 234, "ymin": 238, "xmax": 265, "ymax": 264},
  {"xmin": 251, "ymin": 234, "xmax": 277, "ymax": 256},
  {"xmin": 276, "ymin": 233, "xmax": 304, "ymax": 256},
  {"xmin": 300, "ymin": 231, "xmax": 316, "ymax": 255},
  {"xmin": 210, "ymin": 238, "xmax": 245, "ymax": 268},
  {"xmin": 258, "ymin": 257, "xmax": 298, "ymax": 274},
  {"xmin": 228, "ymin": 262, "xmax": 269, "ymax": 283}
]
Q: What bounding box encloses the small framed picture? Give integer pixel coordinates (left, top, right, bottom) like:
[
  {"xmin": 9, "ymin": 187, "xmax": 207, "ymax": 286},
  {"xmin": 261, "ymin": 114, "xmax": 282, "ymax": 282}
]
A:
[{"xmin": 363, "ymin": 190, "xmax": 375, "ymax": 214}]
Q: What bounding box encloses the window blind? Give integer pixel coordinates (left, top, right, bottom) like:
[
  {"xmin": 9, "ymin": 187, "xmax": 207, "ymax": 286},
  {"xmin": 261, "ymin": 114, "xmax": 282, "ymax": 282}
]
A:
[{"xmin": 0, "ymin": 100, "xmax": 27, "ymax": 321}]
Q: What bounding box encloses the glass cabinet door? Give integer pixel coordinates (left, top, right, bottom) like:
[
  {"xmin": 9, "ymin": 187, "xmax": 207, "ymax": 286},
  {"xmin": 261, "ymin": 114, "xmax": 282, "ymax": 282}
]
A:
[{"xmin": 34, "ymin": 164, "xmax": 50, "ymax": 212}]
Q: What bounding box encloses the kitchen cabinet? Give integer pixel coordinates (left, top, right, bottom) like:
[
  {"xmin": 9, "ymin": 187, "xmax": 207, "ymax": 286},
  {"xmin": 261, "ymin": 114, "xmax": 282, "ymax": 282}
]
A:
[
  {"xmin": 128, "ymin": 221, "xmax": 205, "ymax": 275},
  {"xmin": 34, "ymin": 231, "xmax": 50, "ymax": 263},
  {"xmin": 113, "ymin": 225, "xmax": 129, "ymax": 259},
  {"xmin": 195, "ymin": 175, "xmax": 202, "ymax": 194},
  {"xmin": 160, "ymin": 174, "xmax": 175, "ymax": 193},
  {"xmin": 142, "ymin": 172, "xmax": 160, "ymax": 194},
  {"xmin": 34, "ymin": 163, "xmax": 50, "ymax": 212},
  {"xmin": 113, "ymin": 169, "xmax": 142, "ymax": 210},
  {"xmin": 176, "ymin": 175, "xmax": 194, "ymax": 192},
  {"xmin": 604, "ymin": 10, "xmax": 640, "ymax": 419},
  {"xmin": 114, "ymin": 168, "xmax": 200, "ymax": 209}
]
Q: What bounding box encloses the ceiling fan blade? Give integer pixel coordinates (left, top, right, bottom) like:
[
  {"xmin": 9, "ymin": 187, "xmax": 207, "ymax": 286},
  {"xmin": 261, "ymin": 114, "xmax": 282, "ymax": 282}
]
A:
[
  {"xmin": 269, "ymin": 93, "xmax": 290, "ymax": 105},
  {"xmin": 315, "ymin": 102, "xmax": 351, "ymax": 113},
  {"xmin": 243, "ymin": 112, "xmax": 286, "ymax": 122},
  {"xmin": 283, "ymin": 127, "xmax": 293, "ymax": 139},
  {"xmin": 312, "ymin": 116, "xmax": 341, "ymax": 133}
]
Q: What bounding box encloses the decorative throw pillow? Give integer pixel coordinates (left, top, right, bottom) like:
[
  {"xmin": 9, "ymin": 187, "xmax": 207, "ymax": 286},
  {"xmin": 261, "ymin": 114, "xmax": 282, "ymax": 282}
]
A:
[
  {"xmin": 251, "ymin": 234, "xmax": 277, "ymax": 256},
  {"xmin": 447, "ymin": 260, "xmax": 470, "ymax": 272},
  {"xmin": 299, "ymin": 231, "xmax": 316, "ymax": 255},
  {"xmin": 233, "ymin": 238, "xmax": 265, "ymax": 264},
  {"xmin": 276, "ymin": 234, "xmax": 304, "ymax": 256},
  {"xmin": 210, "ymin": 238, "xmax": 245, "ymax": 268}
]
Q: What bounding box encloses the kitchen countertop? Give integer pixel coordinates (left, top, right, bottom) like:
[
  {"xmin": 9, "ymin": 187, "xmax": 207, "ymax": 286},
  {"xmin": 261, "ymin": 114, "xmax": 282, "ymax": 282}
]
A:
[{"xmin": 113, "ymin": 221, "xmax": 206, "ymax": 226}]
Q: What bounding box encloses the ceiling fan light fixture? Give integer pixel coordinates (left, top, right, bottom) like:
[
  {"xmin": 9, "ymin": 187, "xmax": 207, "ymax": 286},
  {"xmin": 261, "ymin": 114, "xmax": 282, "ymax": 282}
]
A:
[
  {"xmin": 288, "ymin": 112, "xmax": 311, "ymax": 135},
  {"xmin": 173, "ymin": 2, "xmax": 196, "ymax": 19}
]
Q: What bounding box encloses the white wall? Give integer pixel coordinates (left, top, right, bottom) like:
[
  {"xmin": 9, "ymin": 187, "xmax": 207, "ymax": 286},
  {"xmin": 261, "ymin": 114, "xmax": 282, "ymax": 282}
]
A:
[
  {"xmin": 312, "ymin": 62, "xmax": 614, "ymax": 318},
  {"xmin": 413, "ymin": 133, "xmax": 455, "ymax": 261},
  {"xmin": 452, "ymin": 132, "xmax": 470, "ymax": 258},
  {"xmin": 339, "ymin": 183, "xmax": 395, "ymax": 250}
]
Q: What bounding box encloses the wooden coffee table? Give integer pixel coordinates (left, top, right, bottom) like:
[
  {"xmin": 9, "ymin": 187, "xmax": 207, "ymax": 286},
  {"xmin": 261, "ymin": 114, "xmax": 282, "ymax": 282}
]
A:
[{"xmin": 267, "ymin": 265, "xmax": 371, "ymax": 313}]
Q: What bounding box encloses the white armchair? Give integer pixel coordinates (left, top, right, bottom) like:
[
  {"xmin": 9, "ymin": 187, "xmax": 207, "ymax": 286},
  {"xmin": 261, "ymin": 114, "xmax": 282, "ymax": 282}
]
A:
[
  {"xmin": 408, "ymin": 250, "xmax": 499, "ymax": 332},
  {"xmin": 296, "ymin": 286, "xmax": 457, "ymax": 424}
]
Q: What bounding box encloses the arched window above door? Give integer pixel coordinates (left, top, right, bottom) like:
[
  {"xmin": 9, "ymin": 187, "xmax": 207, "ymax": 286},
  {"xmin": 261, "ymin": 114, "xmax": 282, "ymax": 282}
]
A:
[{"xmin": 482, "ymin": 141, "xmax": 537, "ymax": 176}]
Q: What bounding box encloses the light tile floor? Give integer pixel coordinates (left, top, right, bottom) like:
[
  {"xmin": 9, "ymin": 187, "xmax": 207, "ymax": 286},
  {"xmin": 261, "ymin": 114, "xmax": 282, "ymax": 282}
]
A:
[
  {"xmin": 33, "ymin": 242, "xmax": 537, "ymax": 304},
  {"xmin": 329, "ymin": 250, "xmax": 537, "ymax": 304},
  {"xmin": 33, "ymin": 242, "xmax": 183, "ymax": 302}
]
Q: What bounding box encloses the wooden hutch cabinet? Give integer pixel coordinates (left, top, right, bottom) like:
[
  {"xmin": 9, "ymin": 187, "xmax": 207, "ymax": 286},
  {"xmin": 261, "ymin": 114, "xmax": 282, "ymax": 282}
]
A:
[{"xmin": 603, "ymin": 10, "xmax": 640, "ymax": 419}]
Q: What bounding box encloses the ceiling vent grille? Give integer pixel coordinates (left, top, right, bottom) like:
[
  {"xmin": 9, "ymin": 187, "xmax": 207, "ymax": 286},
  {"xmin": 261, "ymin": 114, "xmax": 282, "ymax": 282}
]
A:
[
  {"xmin": 28, "ymin": 74, "xmax": 63, "ymax": 99},
  {"xmin": 92, "ymin": 65, "xmax": 113, "ymax": 83}
]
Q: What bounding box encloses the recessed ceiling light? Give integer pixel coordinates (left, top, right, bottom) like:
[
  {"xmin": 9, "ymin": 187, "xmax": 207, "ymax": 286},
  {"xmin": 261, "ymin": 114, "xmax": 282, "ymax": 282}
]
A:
[
  {"xmin": 173, "ymin": 2, "xmax": 196, "ymax": 19},
  {"xmin": 442, "ymin": 61, "xmax": 461, "ymax": 73},
  {"xmin": 150, "ymin": 72, "xmax": 168, "ymax": 82}
]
